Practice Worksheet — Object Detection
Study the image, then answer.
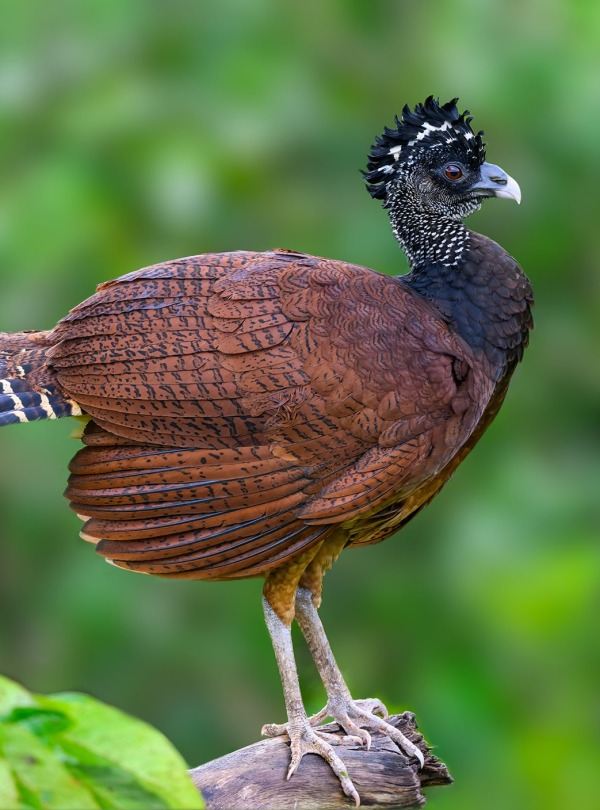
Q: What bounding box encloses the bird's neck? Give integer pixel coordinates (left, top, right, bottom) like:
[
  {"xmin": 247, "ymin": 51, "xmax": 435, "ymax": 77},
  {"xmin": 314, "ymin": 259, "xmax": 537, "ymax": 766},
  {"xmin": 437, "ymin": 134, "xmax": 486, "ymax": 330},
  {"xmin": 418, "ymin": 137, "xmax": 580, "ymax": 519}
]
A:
[
  {"xmin": 399, "ymin": 227, "xmax": 533, "ymax": 382},
  {"xmin": 388, "ymin": 193, "xmax": 470, "ymax": 270}
]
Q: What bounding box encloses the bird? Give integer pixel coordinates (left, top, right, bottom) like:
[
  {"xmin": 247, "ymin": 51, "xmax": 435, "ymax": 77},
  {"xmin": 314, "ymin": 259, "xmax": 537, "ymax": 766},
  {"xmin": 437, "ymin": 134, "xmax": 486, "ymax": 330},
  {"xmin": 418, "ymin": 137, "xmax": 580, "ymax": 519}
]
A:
[{"xmin": 0, "ymin": 97, "xmax": 532, "ymax": 805}]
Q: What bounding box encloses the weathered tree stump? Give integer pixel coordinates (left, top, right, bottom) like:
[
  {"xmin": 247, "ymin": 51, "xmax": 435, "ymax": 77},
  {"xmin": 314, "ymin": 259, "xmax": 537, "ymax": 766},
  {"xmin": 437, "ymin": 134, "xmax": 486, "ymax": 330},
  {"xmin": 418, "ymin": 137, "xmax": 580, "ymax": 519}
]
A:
[{"xmin": 190, "ymin": 712, "xmax": 452, "ymax": 809}]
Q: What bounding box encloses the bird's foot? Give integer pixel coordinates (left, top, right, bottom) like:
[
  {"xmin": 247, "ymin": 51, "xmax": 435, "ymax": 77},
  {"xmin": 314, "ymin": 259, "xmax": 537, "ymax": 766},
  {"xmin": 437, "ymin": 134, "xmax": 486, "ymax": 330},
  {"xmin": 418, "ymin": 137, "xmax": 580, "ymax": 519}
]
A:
[
  {"xmin": 327, "ymin": 696, "xmax": 425, "ymax": 768},
  {"xmin": 263, "ymin": 716, "xmax": 361, "ymax": 806},
  {"xmin": 263, "ymin": 696, "xmax": 424, "ymax": 769}
]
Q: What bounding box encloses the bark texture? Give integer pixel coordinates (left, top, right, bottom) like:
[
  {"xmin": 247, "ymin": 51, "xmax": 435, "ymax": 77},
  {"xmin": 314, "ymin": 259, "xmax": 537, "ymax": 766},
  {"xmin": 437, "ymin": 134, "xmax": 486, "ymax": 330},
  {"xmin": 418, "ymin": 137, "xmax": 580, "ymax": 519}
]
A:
[{"xmin": 190, "ymin": 712, "xmax": 452, "ymax": 809}]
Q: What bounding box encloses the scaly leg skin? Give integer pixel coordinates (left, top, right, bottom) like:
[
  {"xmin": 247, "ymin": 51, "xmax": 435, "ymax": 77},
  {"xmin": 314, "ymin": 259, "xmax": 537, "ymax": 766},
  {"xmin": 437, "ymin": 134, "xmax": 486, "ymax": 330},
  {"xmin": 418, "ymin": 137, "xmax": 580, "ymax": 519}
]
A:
[
  {"xmin": 263, "ymin": 586, "xmax": 425, "ymax": 769},
  {"xmin": 262, "ymin": 596, "xmax": 361, "ymax": 806}
]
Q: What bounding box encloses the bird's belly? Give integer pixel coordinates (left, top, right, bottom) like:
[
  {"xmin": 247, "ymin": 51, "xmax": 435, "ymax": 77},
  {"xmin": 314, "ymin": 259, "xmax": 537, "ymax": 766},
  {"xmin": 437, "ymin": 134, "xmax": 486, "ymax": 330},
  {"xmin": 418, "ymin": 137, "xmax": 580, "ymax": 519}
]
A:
[
  {"xmin": 344, "ymin": 373, "xmax": 512, "ymax": 549},
  {"xmin": 343, "ymin": 473, "xmax": 447, "ymax": 548}
]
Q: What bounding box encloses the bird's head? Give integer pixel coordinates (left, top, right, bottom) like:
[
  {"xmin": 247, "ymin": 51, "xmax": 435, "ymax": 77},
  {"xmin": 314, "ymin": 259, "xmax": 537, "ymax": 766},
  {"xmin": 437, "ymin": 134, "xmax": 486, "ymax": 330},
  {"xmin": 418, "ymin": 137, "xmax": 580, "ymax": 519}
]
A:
[{"xmin": 364, "ymin": 97, "xmax": 520, "ymax": 220}]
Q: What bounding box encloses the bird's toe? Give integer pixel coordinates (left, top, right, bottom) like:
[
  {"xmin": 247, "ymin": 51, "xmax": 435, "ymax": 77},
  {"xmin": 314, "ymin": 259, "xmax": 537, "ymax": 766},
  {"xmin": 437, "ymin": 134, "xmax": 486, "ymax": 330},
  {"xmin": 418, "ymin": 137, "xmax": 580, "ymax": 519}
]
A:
[
  {"xmin": 327, "ymin": 696, "xmax": 425, "ymax": 768},
  {"xmin": 287, "ymin": 723, "xmax": 360, "ymax": 806}
]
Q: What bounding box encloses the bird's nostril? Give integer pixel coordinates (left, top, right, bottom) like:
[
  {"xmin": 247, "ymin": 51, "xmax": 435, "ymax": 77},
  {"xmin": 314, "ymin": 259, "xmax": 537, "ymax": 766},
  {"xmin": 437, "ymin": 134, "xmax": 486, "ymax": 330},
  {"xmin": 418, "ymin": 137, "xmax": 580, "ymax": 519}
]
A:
[{"xmin": 491, "ymin": 175, "xmax": 507, "ymax": 185}]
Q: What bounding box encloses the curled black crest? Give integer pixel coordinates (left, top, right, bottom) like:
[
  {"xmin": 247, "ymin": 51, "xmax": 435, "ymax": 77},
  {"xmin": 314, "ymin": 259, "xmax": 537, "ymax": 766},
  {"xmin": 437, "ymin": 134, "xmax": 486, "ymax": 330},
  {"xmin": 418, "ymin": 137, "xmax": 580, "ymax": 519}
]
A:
[{"xmin": 363, "ymin": 97, "xmax": 486, "ymax": 200}]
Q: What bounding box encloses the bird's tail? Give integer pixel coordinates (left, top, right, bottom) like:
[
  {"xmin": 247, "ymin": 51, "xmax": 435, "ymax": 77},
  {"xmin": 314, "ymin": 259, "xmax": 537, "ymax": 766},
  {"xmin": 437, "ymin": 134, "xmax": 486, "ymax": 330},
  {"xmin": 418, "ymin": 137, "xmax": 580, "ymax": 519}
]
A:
[{"xmin": 0, "ymin": 331, "xmax": 82, "ymax": 427}]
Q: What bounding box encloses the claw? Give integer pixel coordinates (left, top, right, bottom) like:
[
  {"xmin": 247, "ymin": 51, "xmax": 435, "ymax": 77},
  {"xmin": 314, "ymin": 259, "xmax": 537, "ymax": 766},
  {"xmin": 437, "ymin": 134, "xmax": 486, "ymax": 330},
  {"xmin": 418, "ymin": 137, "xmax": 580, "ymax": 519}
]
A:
[
  {"xmin": 397, "ymin": 736, "xmax": 424, "ymax": 769},
  {"xmin": 335, "ymin": 717, "xmax": 371, "ymax": 749},
  {"xmin": 416, "ymin": 747, "xmax": 425, "ymax": 769},
  {"xmin": 286, "ymin": 755, "xmax": 300, "ymax": 780},
  {"xmin": 369, "ymin": 698, "xmax": 388, "ymax": 719},
  {"xmin": 383, "ymin": 722, "xmax": 424, "ymax": 767}
]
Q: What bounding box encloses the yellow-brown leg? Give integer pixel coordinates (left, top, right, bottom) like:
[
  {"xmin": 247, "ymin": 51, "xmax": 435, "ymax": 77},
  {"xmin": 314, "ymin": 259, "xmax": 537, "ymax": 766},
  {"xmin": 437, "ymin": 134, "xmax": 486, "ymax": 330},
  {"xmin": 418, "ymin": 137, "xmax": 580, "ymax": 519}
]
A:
[
  {"xmin": 293, "ymin": 584, "xmax": 424, "ymax": 768},
  {"xmin": 261, "ymin": 545, "xmax": 360, "ymax": 806},
  {"xmin": 265, "ymin": 536, "xmax": 424, "ymax": 772}
]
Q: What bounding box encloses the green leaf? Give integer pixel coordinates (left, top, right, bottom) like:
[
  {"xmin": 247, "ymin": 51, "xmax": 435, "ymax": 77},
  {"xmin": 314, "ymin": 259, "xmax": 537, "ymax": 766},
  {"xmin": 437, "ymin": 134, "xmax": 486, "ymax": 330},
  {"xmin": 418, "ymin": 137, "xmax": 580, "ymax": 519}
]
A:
[
  {"xmin": 0, "ymin": 757, "xmax": 21, "ymax": 810},
  {"xmin": 0, "ymin": 679, "xmax": 36, "ymax": 718},
  {"xmin": 0, "ymin": 723, "xmax": 99, "ymax": 809},
  {"xmin": 4, "ymin": 709, "xmax": 73, "ymax": 740},
  {"xmin": 0, "ymin": 676, "xmax": 203, "ymax": 810},
  {"xmin": 42, "ymin": 693, "xmax": 202, "ymax": 808}
]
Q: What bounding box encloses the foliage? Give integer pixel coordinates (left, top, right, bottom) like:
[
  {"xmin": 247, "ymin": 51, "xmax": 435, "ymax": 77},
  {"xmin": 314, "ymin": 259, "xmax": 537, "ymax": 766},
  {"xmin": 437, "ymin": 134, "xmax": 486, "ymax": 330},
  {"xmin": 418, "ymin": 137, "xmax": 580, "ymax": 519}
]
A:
[
  {"xmin": 0, "ymin": 2, "xmax": 598, "ymax": 810},
  {"xmin": 0, "ymin": 676, "xmax": 203, "ymax": 810}
]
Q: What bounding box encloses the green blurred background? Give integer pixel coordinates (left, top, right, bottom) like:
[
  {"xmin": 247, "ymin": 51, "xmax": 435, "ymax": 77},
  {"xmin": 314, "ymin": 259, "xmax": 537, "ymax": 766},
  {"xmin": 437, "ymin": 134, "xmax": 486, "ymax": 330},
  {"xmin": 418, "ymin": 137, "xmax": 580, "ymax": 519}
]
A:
[{"xmin": 0, "ymin": 1, "xmax": 598, "ymax": 808}]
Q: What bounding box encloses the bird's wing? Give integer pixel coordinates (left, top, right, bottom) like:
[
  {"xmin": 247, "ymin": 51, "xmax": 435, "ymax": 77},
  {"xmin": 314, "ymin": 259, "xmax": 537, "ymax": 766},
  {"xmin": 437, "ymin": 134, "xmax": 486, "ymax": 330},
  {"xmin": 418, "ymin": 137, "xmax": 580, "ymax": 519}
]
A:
[
  {"xmin": 269, "ymin": 251, "xmax": 495, "ymax": 523},
  {"xmin": 47, "ymin": 249, "xmax": 492, "ymax": 579}
]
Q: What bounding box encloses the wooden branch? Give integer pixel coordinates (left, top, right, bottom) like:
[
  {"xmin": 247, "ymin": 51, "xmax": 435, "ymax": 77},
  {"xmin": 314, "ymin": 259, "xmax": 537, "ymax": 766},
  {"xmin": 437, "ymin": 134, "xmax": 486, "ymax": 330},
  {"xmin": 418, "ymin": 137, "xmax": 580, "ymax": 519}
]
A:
[{"xmin": 190, "ymin": 712, "xmax": 452, "ymax": 809}]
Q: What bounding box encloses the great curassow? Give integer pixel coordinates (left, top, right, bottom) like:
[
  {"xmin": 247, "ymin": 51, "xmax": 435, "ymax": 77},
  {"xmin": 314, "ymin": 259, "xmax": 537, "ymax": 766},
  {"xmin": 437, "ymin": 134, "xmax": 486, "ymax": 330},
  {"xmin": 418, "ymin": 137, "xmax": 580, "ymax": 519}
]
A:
[{"xmin": 0, "ymin": 97, "xmax": 532, "ymax": 804}]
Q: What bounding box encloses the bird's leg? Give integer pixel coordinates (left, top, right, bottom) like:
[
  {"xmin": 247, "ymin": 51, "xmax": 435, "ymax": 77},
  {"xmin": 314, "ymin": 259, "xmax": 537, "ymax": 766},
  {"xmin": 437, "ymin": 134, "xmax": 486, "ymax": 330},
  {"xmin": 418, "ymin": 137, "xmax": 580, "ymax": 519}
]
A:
[
  {"xmin": 264, "ymin": 545, "xmax": 423, "ymax": 768},
  {"xmin": 292, "ymin": 585, "xmax": 424, "ymax": 767},
  {"xmin": 261, "ymin": 595, "xmax": 360, "ymax": 805}
]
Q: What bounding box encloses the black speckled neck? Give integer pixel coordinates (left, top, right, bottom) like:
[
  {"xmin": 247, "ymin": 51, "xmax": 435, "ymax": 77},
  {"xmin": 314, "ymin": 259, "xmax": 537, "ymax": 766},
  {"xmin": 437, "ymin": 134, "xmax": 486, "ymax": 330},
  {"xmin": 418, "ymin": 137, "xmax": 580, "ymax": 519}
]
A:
[{"xmin": 387, "ymin": 187, "xmax": 472, "ymax": 270}]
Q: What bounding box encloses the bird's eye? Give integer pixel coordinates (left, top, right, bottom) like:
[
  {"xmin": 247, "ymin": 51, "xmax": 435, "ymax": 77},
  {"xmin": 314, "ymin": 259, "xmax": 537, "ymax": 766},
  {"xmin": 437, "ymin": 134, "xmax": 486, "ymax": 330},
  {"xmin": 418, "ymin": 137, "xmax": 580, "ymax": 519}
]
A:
[{"xmin": 444, "ymin": 164, "xmax": 463, "ymax": 181}]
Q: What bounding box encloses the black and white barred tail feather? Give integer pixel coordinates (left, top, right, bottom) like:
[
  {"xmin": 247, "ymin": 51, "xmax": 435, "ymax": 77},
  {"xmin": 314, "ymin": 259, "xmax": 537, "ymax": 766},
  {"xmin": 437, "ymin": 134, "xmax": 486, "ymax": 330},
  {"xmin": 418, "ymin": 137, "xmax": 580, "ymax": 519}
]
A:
[{"xmin": 0, "ymin": 332, "xmax": 82, "ymax": 427}]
